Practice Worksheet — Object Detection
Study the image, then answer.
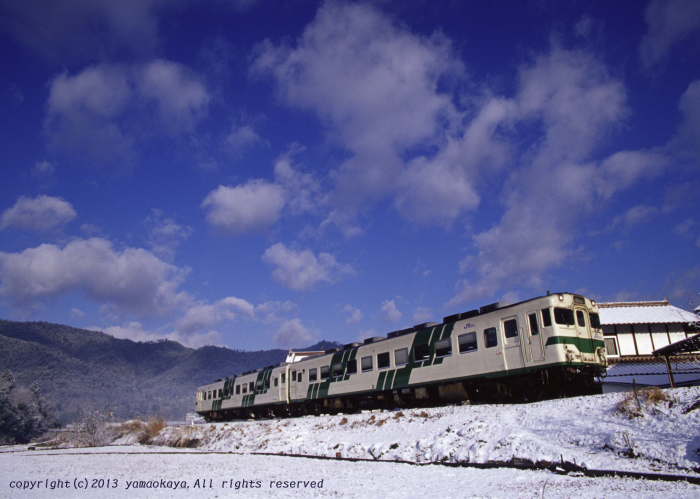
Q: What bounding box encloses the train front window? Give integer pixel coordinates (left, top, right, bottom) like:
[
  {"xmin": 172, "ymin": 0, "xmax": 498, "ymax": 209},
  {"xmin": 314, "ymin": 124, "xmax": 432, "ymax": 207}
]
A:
[
  {"xmin": 541, "ymin": 308, "xmax": 552, "ymax": 327},
  {"xmin": 590, "ymin": 313, "xmax": 601, "ymax": 329},
  {"xmin": 554, "ymin": 308, "xmax": 575, "ymax": 326},
  {"xmin": 321, "ymin": 366, "xmax": 330, "ymax": 379},
  {"xmin": 576, "ymin": 310, "xmax": 586, "ymax": 327}
]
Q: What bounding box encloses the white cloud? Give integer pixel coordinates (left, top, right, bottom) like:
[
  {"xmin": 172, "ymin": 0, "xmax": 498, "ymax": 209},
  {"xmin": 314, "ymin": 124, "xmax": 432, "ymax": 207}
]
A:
[
  {"xmin": 201, "ymin": 181, "xmax": 286, "ymax": 234},
  {"xmin": 202, "ymin": 148, "xmax": 325, "ymax": 235},
  {"xmin": 606, "ymin": 204, "xmax": 660, "ymax": 233},
  {"xmin": 0, "ymin": 238, "xmax": 190, "ymax": 318},
  {"xmin": 640, "ymin": 0, "xmax": 700, "ymax": 69},
  {"xmin": 144, "ymin": 209, "xmax": 193, "ymax": 261},
  {"xmin": 678, "ymin": 80, "xmax": 700, "ymax": 154},
  {"xmin": 342, "ymin": 304, "xmax": 363, "ymax": 325},
  {"xmin": 262, "ymin": 243, "xmax": 355, "ymax": 291},
  {"xmin": 254, "ymin": 1, "xmax": 497, "ymax": 228},
  {"xmin": 70, "ymin": 308, "xmax": 85, "ymax": 319},
  {"xmin": 448, "ymin": 47, "xmax": 669, "ymax": 307},
  {"xmin": 412, "ymin": 307, "xmax": 434, "ymax": 324},
  {"xmin": 381, "ymin": 299, "xmax": 402, "ymax": 323},
  {"xmin": 44, "ymin": 61, "xmax": 209, "ymax": 167},
  {"xmin": 99, "ymin": 321, "xmax": 222, "ymax": 349},
  {"xmin": 175, "ymin": 296, "xmax": 255, "ymax": 337},
  {"xmin": 1, "ymin": 195, "xmax": 76, "ymax": 232},
  {"xmin": 135, "ymin": 59, "xmax": 210, "ymax": 133},
  {"xmin": 273, "ymin": 318, "xmax": 315, "ymax": 348}
]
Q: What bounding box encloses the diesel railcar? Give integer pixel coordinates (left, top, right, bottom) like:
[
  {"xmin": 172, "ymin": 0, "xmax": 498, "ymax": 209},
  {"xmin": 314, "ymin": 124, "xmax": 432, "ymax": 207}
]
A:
[{"xmin": 196, "ymin": 293, "xmax": 607, "ymax": 420}]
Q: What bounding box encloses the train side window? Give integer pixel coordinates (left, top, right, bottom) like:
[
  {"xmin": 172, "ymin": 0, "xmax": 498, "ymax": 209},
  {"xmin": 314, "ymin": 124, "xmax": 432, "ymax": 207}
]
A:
[
  {"xmin": 414, "ymin": 343, "xmax": 430, "ymax": 361},
  {"xmin": 458, "ymin": 332, "xmax": 477, "ymax": 353},
  {"xmin": 207, "ymin": 391, "xmax": 211, "ymax": 399},
  {"xmin": 554, "ymin": 308, "xmax": 575, "ymax": 326},
  {"xmin": 218, "ymin": 389, "xmax": 222, "ymax": 398},
  {"xmin": 274, "ymin": 378, "xmax": 278, "ymax": 387},
  {"xmin": 361, "ymin": 356, "xmax": 373, "ymax": 372},
  {"xmin": 264, "ymin": 378, "xmax": 270, "ymax": 389},
  {"xmin": 309, "ymin": 368, "xmax": 318, "ymax": 382},
  {"xmin": 435, "ymin": 338, "xmax": 452, "ymax": 357},
  {"xmin": 395, "ymin": 348, "xmax": 409, "ymax": 366},
  {"xmin": 236, "ymin": 385, "xmax": 240, "ymax": 395},
  {"xmin": 377, "ymin": 352, "xmax": 390, "ymax": 369},
  {"xmin": 321, "ymin": 366, "xmax": 330, "ymax": 379},
  {"xmin": 281, "ymin": 373, "xmax": 285, "ymax": 384},
  {"xmin": 242, "ymin": 385, "xmax": 247, "ymax": 394},
  {"xmin": 347, "ymin": 359, "xmax": 357, "ymax": 374},
  {"xmin": 528, "ymin": 313, "xmax": 539, "ymax": 336},
  {"xmin": 249, "ymin": 382, "xmax": 255, "ymax": 392},
  {"xmin": 256, "ymin": 380, "xmax": 262, "ymax": 391},
  {"xmin": 333, "ymin": 362, "xmax": 344, "ymax": 377},
  {"xmin": 291, "ymin": 370, "xmax": 297, "ymax": 382},
  {"xmin": 504, "ymin": 319, "xmax": 518, "ymax": 338},
  {"xmin": 541, "ymin": 308, "xmax": 552, "ymax": 327},
  {"xmin": 484, "ymin": 327, "xmax": 498, "ymax": 348},
  {"xmin": 590, "ymin": 313, "xmax": 601, "ymax": 329},
  {"xmin": 576, "ymin": 310, "xmax": 586, "ymax": 327},
  {"xmin": 298, "ymin": 372, "xmax": 303, "ymax": 383}
]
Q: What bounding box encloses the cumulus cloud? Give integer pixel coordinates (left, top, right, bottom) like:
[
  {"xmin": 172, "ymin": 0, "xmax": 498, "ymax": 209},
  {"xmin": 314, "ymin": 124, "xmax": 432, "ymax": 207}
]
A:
[
  {"xmin": 202, "ymin": 181, "xmax": 286, "ymax": 234},
  {"xmin": 1, "ymin": 195, "xmax": 76, "ymax": 232},
  {"xmin": 0, "ymin": 238, "xmax": 190, "ymax": 318},
  {"xmin": 448, "ymin": 47, "xmax": 669, "ymax": 307},
  {"xmin": 342, "ymin": 304, "xmax": 363, "ymax": 325},
  {"xmin": 44, "ymin": 61, "xmax": 209, "ymax": 167},
  {"xmin": 144, "ymin": 209, "xmax": 193, "ymax": 261},
  {"xmin": 99, "ymin": 321, "xmax": 222, "ymax": 349},
  {"xmin": 202, "ymin": 149, "xmax": 324, "ymax": 234},
  {"xmin": 381, "ymin": 299, "xmax": 402, "ymax": 323},
  {"xmin": 254, "ymin": 1, "xmax": 501, "ymax": 229},
  {"xmin": 175, "ymin": 296, "xmax": 255, "ymax": 337},
  {"xmin": 640, "ymin": 0, "xmax": 700, "ymax": 69},
  {"xmin": 273, "ymin": 318, "xmax": 316, "ymax": 348},
  {"xmin": 677, "ymin": 80, "xmax": 700, "ymax": 154},
  {"xmin": 262, "ymin": 243, "xmax": 355, "ymax": 291}
]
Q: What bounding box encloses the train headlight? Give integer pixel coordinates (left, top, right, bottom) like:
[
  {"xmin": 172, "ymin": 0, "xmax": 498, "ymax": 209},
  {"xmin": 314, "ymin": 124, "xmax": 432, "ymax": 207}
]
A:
[
  {"xmin": 558, "ymin": 294, "xmax": 564, "ymax": 301},
  {"xmin": 591, "ymin": 300, "xmax": 596, "ymax": 307}
]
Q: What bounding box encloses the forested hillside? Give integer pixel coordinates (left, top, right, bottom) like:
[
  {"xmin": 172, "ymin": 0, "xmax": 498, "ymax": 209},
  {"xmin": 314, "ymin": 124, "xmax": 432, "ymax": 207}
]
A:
[{"xmin": 0, "ymin": 319, "xmax": 340, "ymax": 423}]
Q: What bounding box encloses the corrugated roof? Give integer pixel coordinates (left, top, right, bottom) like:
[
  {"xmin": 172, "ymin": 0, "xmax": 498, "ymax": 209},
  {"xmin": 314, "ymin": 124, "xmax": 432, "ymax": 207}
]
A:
[{"xmin": 599, "ymin": 301, "xmax": 699, "ymax": 325}]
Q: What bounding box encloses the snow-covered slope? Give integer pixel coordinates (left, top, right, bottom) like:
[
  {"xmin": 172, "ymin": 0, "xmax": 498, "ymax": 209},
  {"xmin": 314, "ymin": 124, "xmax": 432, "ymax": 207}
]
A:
[{"xmin": 153, "ymin": 387, "xmax": 700, "ymax": 475}]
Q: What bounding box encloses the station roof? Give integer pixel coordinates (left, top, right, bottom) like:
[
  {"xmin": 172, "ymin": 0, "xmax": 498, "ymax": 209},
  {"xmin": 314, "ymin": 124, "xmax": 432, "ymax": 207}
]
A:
[{"xmin": 598, "ymin": 300, "xmax": 700, "ymax": 325}]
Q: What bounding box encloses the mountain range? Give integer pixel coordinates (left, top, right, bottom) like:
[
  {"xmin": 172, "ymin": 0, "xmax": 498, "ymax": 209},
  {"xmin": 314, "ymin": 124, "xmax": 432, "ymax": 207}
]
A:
[{"xmin": 0, "ymin": 319, "xmax": 340, "ymax": 423}]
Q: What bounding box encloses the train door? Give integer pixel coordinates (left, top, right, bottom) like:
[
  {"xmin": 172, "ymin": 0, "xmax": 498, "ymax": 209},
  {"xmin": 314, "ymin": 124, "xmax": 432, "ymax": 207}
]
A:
[
  {"xmin": 501, "ymin": 316, "xmax": 524, "ymax": 371},
  {"xmin": 526, "ymin": 311, "xmax": 545, "ymax": 362},
  {"xmin": 574, "ymin": 307, "xmax": 595, "ymax": 361}
]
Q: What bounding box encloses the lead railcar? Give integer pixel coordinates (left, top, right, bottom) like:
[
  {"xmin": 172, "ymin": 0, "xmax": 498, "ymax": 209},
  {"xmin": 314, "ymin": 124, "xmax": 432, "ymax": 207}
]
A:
[{"xmin": 197, "ymin": 293, "xmax": 607, "ymax": 420}]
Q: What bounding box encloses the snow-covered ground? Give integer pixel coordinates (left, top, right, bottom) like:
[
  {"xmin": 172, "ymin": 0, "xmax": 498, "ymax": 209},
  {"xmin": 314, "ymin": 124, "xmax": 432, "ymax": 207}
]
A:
[
  {"xmin": 1, "ymin": 388, "xmax": 699, "ymax": 498},
  {"xmin": 154, "ymin": 387, "xmax": 700, "ymax": 475}
]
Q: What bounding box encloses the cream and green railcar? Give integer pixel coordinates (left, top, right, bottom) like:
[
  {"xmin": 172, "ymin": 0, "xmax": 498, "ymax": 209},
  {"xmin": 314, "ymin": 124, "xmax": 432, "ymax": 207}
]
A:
[{"xmin": 197, "ymin": 293, "xmax": 607, "ymax": 420}]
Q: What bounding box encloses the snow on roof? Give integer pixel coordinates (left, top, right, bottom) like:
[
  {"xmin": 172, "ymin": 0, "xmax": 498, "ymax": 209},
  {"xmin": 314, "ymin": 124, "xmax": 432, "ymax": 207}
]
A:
[{"xmin": 598, "ymin": 300, "xmax": 700, "ymax": 325}]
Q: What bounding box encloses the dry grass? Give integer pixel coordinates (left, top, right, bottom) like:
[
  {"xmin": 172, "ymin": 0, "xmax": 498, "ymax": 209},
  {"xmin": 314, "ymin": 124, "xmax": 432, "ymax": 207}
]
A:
[
  {"xmin": 617, "ymin": 386, "xmax": 669, "ymax": 418},
  {"xmin": 339, "ymin": 417, "xmax": 349, "ymax": 425}
]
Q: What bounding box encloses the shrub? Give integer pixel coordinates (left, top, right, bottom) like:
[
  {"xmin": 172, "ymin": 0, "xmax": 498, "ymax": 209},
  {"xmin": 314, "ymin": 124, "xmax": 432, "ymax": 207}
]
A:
[{"xmin": 617, "ymin": 386, "xmax": 668, "ymax": 418}]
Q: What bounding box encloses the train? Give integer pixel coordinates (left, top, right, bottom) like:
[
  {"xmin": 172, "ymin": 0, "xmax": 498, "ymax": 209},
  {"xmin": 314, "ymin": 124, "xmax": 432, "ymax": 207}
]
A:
[{"xmin": 196, "ymin": 292, "xmax": 607, "ymax": 420}]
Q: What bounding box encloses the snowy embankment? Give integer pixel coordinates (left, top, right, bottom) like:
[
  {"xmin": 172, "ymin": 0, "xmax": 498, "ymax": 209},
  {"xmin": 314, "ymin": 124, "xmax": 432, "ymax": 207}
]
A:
[{"xmin": 152, "ymin": 387, "xmax": 700, "ymax": 475}]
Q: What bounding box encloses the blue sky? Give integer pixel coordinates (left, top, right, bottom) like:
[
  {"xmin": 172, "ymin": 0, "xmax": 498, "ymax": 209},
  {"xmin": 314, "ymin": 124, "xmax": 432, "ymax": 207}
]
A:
[{"xmin": 0, "ymin": 0, "xmax": 699, "ymax": 351}]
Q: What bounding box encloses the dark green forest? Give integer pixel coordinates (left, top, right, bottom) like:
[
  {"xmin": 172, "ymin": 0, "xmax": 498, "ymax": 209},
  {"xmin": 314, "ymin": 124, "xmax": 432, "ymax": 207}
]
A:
[{"xmin": 0, "ymin": 319, "xmax": 339, "ymax": 424}]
